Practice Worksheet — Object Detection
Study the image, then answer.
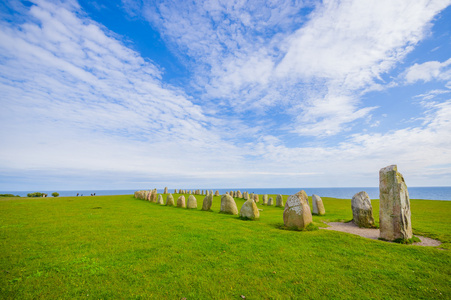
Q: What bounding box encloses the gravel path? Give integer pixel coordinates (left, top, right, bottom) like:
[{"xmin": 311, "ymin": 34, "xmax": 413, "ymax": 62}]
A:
[{"xmin": 323, "ymin": 222, "xmax": 441, "ymax": 247}]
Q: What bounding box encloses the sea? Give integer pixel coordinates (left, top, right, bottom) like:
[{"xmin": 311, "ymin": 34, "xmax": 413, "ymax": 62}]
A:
[{"xmin": 3, "ymin": 187, "xmax": 451, "ymax": 201}]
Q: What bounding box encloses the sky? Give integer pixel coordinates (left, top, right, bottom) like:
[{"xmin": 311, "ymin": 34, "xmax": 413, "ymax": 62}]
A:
[{"xmin": 0, "ymin": 0, "xmax": 450, "ymax": 191}]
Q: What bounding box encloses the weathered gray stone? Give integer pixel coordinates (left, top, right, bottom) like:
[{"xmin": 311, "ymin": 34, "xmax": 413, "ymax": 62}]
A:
[
  {"xmin": 187, "ymin": 195, "xmax": 197, "ymax": 209},
  {"xmin": 202, "ymin": 194, "xmax": 213, "ymax": 211},
  {"xmin": 163, "ymin": 187, "xmax": 168, "ymax": 194},
  {"xmin": 157, "ymin": 194, "xmax": 164, "ymax": 205},
  {"xmin": 253, "ymin": 194, "xmax": 259, "ymax": 203},
  {"xmin": 177, "ymin": 195, "xmax": 186, "ymax": 208},
  {"xmin": 215, "ymin": 190, "xmax": 220, "ymax": 196},
  {"xmin": 276, "ymin": 194, "xmax": 283, "ymax": 207},
  {"xmin": 237, "ymin": 190, "xmax": 242, "ymax": 198},
  {"xmin": 312, "ymin": 194, "xmax": 326, "ymax": 215},
  {"xmin": 166, "ymin": 194, "xmax": 174, "ymax": 206},
  {"xmin": 379, "ymin": 165, "xmax": 412, "ymax": 241},
  {"xmin": 267, "ymin": 197, "xmax": 273, "ymax": 206},
  {"xmin": 150, "ymin": 189, "xmax": 157, "ymax": 203},
  {"xmin": 262, "ymin": 194, "xmax": 268, "ymax": 205},
  {"xmin": 283, "ymin": 190, "xmax": 312, "ymax": 230},
  {"xmin": 351, "ymin": 191, "xmax": 374, "ymax": 228},
  {"xmin": 174, "ymin": 189, "xmax": 178, "ymax": 194},
  {"xmin": 146, "ymin": 190, "xmax": 151, "ymax": 201},
  {"xmin": 220, "ymin": 194, "xmax": 238, "ymax": 215},
  {"xmin": 240, "ymin": 199, "xmax": 260, "ymax": 220}
]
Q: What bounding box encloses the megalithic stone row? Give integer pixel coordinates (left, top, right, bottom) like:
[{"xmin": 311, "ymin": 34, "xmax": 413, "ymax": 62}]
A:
[
  {"xmin": 312, "ymin": 194, "xmax": 325, "ymax": 215},
  {"xmin": 276, "ymin": 194, "xmax": 283, "ymax": 207},
  {"xmin": 220, "ymin": 194, "xmax": 238, "ymax": 215},
  {"xmin": 240, "ymin": 199, "xmax": 260, "ymax": 220},
  {"xmin": 283, "ymin": 190, "xmax": 312, "ymax": 230},
  {"xmin": 166, "ymin": 194, "xmax": 174, "ymax": 206},
  {"xmin": 379, "ymin": 165, "xmax": 412, "ymax": 241},
  {"xmin": 351, "ymin": 191, "xmax": 374, "ymax": 228},
  {"xmin": 187, "ymin": 195, "xmax": 197, "ymax": 209}
]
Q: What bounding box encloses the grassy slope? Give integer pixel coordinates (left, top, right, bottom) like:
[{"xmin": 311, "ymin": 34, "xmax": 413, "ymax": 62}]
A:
[{"xmin": 0, "ymin": 194, "xmax": 450, "ymax": 299}]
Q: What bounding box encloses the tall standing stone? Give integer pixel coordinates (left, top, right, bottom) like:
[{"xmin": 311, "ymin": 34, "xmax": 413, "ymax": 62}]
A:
[
  {"xmin": 253, "ymin": 194, "xmax": 259, "ymax": 203},
  {"xmin": 150, "ymin": 189, "xmax": 157, "ymax": 203},
  {"xmin": 351, "ymin": 191, "xmax": 374, "ymax": 228},
  {"xmin": 379, "ymin": 165, "xmax": 412, "ymax": 241},
  {"xmin": 202, "ymin": 194, "xmax": 213, "ymax": 211},
  {"xmin": 157, "ymin": 194, "xmax": 164, "ymax": 205},
  {"xmin": 163, "ymin": 187, "xmax": 168, "ymax": 194},
  {"xmin": 237, "ymin": 190, "xmax": 242, "ymax": 198},
  {"xmin": 166, "ymin": 194, "xmax": 174, "ymax": 206},
  {"xmin": 283, "ymin": 190, "xmax": 312, "ymax": 230},
  {"xmin": 220, "ymin": 194, "xmax": 238, "ymax": 215},
  {"xmin": 312, "ymin": 194, "xmax": 326, "ymax": 215},
  {"xmin": 174, "ymin": 189, "xmax": 178, "ymax": 194},
  {"xmin": 267, "ymin": 197, "xmax": 273, "ymax": 206},
  {"xmin": 177, "ymin": 195, "xmax": 186, "ymax": 208},
  {"xmin": 262, "ymin": 194, "xmax": 268, "ymax": 205},
  {"xmin": 276, "ymin": 194, "xmax": 284, "ymax": 207},
  {"xmin": 215, "ymin": 190, "xmax": 220, "ymax": 196},
  {"xmin": 187, "ymin": 195, "xmax": 197, "ymax": 209},
  {"xmin": 240, "ymin": 199, "xmax": 260, "ymax": 220}
]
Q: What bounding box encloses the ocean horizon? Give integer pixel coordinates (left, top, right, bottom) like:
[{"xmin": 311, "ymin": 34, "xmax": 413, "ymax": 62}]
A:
[{"xmin": 3, "ymin": 186, "xmax": 451, "ymax": 201}]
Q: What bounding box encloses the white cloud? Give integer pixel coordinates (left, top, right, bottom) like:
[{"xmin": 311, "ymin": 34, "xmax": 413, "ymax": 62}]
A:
[
  {"xmin": 404, "ymin": 58, "xmax": 451, "ymax": 84},
  {"xmin": 132, "ymin": 0, "xmax": 450, "ymax": 137}
]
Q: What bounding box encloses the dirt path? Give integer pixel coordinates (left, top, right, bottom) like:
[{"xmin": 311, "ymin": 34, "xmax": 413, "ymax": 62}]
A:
[{"xmin": 322, "ymin": 222, "xmax": 441, "ymax": 247}]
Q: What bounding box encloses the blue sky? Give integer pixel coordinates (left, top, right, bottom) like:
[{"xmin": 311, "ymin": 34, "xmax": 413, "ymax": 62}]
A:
[{"xmin": 1, "ymin": 0, "xmax": 450, "ymax": 191}]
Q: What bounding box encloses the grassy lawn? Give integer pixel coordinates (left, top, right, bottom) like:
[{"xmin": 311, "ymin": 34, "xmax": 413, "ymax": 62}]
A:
[{"xmin": 1, "ymin": 193, "xmax": 450, "ymax": 299}]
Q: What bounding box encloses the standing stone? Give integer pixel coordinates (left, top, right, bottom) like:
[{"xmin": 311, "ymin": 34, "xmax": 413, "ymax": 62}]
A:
[
  {"xmin": 220, "ymin": 194, "xmax": 238, "ymax": 215},
  {"xmin": 276, "ymin": 194, "xmax": 284, "ymax": 207},
  {"xmin": 379, "ymin": 165, "xmax": 412, "ymax": 241},
  {"xmin": 189, "ymin": 190, "xmax": 192, "ymax": 195},
  {"xmin": 237, "ymin": 190, "xmax": 242, "ymax": 198},
  {"xmin": 267, "ymin": 197, "xmax": 273, "ymax": 206},
  {"xmin": 187, "ymin": 195, "xmax": 197, "ymax": 209},
  {"xmin": 202, "ymin": 194, "xmax": 213, "ymax": 211},
  {"xmin": 150, "ymin": 189, "xmax": 157, "ymax": 203},
  {"xmin": 312, "ymin": 194, "xmax": 326, "ymax": 215},
  {"xmin": 163, "ymin": 187, "xmax": 168, "ymax": 194},
  {"xmin": 215, "ymin": 190, "xmax": 220, "ymax": 196},
  {"xmin": 243, "ymin": 192, "xmax": 248, "ymax": 200},
  {"xmin": 166, "ymin": 194, "xmax": 174, "ymax": 206},
  {"xmin": 145, "ymin": 190, "xmax": 151, "ymax": 201},
  {"xmin": 174, "ymin": 189, "xmax": 178, "ymax": 194},
  {"xmin": 177, "ymin": 195, "xmax": 186, "ymax": 208},
  {"xmin": 157, "ymin": 194, "xmax": 164, "ymax": 205},
  {"xmin": 254, "ymin": 194, "xmax": 259, "ymax": 203},
  {"xmin": 262, "ymin": 194, "xmax": 268, "ymax": 205},
  {"xmin": 283, "ymin": 190, "xmax": 312, "ymax": 230},
  {"xmin": 351, "ymin": 191, "xmax": 374, "ymax": 228},
  {"xmin": 240, "ymin": 199, "xmax": 260, "ymax": 220}
]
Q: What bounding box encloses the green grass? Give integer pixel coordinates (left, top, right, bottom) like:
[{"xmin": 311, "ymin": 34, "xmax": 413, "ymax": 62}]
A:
[{"xmin": 1, "ymin": 194, "xmax": 450, "ymax": 299}]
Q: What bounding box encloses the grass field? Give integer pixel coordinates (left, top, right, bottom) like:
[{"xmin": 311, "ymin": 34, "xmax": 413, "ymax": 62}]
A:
[{"xmin": 1, "ymin": 193, "xmax": 450, "ymax": 299}]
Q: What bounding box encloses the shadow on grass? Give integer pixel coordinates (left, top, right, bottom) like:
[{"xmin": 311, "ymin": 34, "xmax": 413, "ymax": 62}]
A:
[{"xmin": 272, "ymin": 222, "xmax": 319, "ymax": 232}]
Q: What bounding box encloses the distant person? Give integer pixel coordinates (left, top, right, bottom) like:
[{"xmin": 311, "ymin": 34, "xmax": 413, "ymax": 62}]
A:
[
  {"xmin": 77, "ymin": 193, "xmax": 79, "ymax": 196},
  {"xmin": 94, "ymin": 193, "xmax": 96, "ymax": 196}
]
